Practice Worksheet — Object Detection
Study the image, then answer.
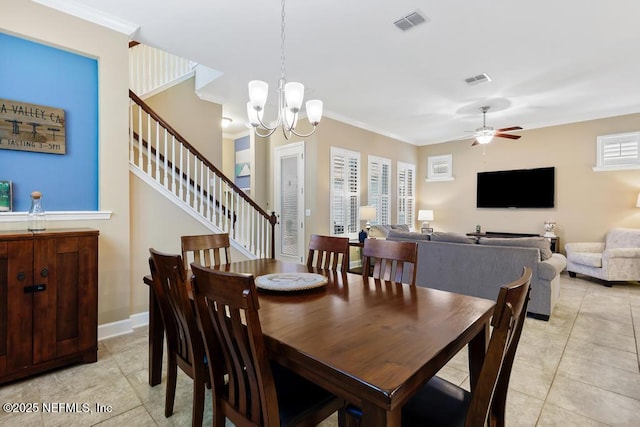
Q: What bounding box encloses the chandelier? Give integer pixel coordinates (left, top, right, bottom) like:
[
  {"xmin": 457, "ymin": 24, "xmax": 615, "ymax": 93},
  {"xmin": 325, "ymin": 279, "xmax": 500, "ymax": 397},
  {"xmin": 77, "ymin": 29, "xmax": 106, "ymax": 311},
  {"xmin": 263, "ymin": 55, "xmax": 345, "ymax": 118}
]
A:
[{"xmin": 246, "ymin": 0, "xmax": 323, "ymax": 139}]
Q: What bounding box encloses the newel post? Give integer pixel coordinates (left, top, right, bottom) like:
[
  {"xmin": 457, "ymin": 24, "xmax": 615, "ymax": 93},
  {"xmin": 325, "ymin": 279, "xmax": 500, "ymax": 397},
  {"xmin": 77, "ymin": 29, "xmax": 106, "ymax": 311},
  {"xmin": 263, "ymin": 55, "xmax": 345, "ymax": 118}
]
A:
[{"xmin": 269, "ymin": 211, "xmax": 278, "ymax": 259}]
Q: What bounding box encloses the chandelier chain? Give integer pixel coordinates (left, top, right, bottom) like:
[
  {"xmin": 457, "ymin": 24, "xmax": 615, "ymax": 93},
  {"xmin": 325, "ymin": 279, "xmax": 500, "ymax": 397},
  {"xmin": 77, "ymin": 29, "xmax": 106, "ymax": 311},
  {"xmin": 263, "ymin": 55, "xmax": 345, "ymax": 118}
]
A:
[{"xmin": 280, "ymin": 0, "xmax": 286, "ymax": 80}]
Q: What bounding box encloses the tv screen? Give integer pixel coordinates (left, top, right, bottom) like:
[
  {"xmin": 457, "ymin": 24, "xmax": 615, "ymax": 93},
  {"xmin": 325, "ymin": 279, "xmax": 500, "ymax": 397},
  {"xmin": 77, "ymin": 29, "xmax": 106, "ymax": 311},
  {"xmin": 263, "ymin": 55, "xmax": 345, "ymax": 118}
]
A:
[{"xmin": 477, "ymin": 167, "xmax": 555, "ymax": 208}]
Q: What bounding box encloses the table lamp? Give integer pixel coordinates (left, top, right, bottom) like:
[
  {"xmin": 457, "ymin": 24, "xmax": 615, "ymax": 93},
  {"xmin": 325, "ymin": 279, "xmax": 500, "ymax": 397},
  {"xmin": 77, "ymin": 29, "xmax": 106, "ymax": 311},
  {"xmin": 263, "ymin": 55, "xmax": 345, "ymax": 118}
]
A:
[
  {"xmin": 359, "ymin": 205, "xmax": 377, "ymax": 237},
  {"xmin": 418, "ymin": 209, "xmax": 434, "ymax": 229}
]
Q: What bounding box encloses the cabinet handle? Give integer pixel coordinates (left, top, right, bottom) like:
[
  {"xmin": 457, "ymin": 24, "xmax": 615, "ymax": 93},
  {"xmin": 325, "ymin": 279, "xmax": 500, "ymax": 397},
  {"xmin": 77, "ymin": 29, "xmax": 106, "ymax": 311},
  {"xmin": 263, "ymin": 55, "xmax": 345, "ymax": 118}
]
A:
[
  {"xmin": 17, "ymin": 272, "xmax": 26, "ymax": 281},
  {"xmin": 24, "ymin": 284, "xmax": 46, "ymax": 294},
  {"xmin": 40, "ymin": 268, "xmax": 49, "ymax": 278}
]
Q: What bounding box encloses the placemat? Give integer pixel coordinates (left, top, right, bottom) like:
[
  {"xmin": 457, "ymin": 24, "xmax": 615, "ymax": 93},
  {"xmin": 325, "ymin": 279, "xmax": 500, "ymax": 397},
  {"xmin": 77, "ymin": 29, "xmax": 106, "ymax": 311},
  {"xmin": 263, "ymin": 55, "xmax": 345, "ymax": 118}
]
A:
[{"xmin": 255, "ymin": 272, "xmax": 328, "ymax": 292}]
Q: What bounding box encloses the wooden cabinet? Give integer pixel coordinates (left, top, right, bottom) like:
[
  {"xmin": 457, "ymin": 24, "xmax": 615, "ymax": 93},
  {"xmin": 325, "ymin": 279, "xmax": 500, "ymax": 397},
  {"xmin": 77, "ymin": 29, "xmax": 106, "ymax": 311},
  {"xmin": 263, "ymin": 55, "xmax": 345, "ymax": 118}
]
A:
[{"xmin": 0, "ymin": 228, "xmax": 98, "ymax": 384}]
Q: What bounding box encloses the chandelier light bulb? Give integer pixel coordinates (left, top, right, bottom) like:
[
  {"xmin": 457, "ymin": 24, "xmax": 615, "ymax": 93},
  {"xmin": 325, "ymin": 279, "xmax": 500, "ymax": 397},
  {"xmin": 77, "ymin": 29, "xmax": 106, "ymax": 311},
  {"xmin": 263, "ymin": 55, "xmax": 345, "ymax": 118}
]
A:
[
  {"xmin": 284, "ymin": 82, "xmax": 304, "ymax": 112},
  {"xmin": 248, "ymin": 80, "xmax": 268, "ymax": 111},
  {"xmin": 306, "ymin": 100, "xmax": 323, "ymax": 125},
  {"xmin": 246, "ymin": 102, "xmax": 264, "ymax": 127}
]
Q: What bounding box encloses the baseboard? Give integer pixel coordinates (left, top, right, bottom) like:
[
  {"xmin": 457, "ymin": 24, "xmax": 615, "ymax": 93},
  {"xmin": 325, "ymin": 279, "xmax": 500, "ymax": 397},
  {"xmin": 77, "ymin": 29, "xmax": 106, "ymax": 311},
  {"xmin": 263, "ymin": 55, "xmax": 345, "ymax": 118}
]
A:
[{"xmin": 97, "ymin": 311, "xmax": 149, "ymax": 341}]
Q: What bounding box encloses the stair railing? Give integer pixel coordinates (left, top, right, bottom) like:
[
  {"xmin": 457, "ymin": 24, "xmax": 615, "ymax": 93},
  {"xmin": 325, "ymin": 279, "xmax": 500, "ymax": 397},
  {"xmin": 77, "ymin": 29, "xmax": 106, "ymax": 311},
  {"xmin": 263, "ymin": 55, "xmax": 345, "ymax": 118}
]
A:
[{"xmin": 129, "ymin": 90, "xmax": 277, "ymax": 259}]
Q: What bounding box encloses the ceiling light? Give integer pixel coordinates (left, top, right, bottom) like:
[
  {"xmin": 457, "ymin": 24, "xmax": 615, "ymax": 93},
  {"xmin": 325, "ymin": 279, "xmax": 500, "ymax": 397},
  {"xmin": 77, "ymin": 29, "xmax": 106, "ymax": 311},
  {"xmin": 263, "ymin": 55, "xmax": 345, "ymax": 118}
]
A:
[
  {"xmin": 247, "ymin": 0, "xmax": 322, "ymax": 140},
  {"xmin": 221, "ymin": 117, "xmax": 232, "ymax": 128},
  {"xmin": 475, "ymin": 128, "xmax": 495, "ymax": 144}
]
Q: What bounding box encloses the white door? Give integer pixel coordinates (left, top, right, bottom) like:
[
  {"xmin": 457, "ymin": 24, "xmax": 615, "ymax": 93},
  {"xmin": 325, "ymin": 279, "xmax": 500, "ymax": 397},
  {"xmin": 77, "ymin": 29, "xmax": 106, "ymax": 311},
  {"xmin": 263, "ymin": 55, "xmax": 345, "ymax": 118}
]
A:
[{"xmin": 274, "ymin": 142, "xmax": 305, "ymax": 263}]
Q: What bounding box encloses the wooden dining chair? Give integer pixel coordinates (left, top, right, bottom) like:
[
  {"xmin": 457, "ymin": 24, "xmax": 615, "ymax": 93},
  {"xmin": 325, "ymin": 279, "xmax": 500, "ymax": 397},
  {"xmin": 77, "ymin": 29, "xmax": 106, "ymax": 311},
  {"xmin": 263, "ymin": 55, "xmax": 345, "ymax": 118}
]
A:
[
  {"xmin": 362, "ymin": 238, "xmax": 418, "ymax": 285},
  {"xmin": 190, "ymin": 263, "xmax": 345, "ymax": 427},
  {"xmin": 307, "ymin": 234, "xmax": 350, "ymax": 271},
  {"xmin": 148, "ymin": 249, "xmax": 207, "ymax": 427},
  {"xmin": 181, "ymin": 233, "xmax": 231, "ymax": 270},
  {"xmin": 340, "ymin": 266, "xmax": 532, "ymax": 427}
]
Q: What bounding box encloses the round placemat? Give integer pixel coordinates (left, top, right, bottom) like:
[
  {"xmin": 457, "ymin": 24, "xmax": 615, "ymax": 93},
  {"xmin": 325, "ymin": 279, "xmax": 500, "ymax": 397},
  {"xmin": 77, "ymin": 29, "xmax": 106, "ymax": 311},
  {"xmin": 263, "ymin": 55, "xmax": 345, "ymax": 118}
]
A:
[{"xmin": 255, "ymin": 273, "xmax": 328, "ymax": 292}]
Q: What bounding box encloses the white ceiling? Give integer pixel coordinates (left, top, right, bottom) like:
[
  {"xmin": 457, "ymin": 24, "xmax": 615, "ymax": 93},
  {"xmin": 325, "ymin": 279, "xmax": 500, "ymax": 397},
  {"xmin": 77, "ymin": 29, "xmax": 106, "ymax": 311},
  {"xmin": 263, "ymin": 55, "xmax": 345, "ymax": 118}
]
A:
[{"xmin": 36, "ymin": 0, "xmax": 640, "ymax": 145}]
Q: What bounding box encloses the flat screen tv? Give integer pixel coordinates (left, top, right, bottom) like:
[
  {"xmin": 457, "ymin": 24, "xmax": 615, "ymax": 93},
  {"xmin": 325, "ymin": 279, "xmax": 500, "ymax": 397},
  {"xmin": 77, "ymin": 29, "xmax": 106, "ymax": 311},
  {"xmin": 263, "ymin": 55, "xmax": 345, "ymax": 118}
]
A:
[{"xmin": 477, "ymin": 167, "xmax": 555, "ymax": 208}]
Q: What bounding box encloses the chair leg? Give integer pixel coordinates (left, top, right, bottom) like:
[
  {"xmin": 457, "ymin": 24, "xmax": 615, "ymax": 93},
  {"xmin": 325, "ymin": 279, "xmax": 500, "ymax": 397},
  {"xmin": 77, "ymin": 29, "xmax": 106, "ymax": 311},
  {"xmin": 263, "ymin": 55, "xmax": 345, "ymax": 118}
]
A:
[
  {"xmin": 192, "ymin": 372, "xmax": 205, "ymax": 427},
  {"xmin": 166, "ymin": 351, "xmax": 177, "ymax": 417}
]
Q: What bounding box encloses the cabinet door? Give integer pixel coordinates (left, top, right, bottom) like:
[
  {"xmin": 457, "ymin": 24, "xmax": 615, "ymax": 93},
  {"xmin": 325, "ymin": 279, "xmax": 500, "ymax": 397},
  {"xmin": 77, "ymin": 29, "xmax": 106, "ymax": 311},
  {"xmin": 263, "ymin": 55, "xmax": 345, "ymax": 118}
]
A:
[
  {"xmin": 32, "ymin": 234, "xmax": 98, "ymax": 364},
  {"xmin": 0, "ymin": 239, "xmax": 34, "ymax": 375}
]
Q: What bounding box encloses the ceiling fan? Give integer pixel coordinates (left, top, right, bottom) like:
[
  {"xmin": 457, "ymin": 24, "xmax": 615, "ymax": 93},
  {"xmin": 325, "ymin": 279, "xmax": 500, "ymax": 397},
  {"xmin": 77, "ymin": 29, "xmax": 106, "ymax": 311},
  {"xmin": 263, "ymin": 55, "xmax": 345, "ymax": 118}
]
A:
[{"xmin": 471, "ymin": 106, "xmax": 522, "ymax": 146}]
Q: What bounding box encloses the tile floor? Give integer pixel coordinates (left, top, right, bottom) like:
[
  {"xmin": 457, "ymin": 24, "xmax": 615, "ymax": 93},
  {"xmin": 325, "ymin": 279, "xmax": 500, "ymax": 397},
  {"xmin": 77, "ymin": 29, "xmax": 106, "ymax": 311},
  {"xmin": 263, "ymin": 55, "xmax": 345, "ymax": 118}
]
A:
[{"xmin": 0, "ymin": 272, "xmax": 639, "ymax": 427}]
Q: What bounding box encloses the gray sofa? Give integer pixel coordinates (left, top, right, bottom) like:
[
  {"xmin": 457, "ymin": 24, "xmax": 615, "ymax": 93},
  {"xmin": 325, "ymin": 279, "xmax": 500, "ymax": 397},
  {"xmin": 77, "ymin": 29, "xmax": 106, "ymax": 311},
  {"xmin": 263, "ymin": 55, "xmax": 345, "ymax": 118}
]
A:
[{"xmin": 386, "ymin": 231, "xmax": 567, "ymax": 320}]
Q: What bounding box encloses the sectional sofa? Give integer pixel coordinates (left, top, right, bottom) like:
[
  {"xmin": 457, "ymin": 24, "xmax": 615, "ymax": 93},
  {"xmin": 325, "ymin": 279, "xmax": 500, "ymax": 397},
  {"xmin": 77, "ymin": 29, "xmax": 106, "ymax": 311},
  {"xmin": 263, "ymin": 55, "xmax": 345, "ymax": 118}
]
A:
[{"xmin": 385, "ymin": 231, "xmax": 567, "ymax": 320}]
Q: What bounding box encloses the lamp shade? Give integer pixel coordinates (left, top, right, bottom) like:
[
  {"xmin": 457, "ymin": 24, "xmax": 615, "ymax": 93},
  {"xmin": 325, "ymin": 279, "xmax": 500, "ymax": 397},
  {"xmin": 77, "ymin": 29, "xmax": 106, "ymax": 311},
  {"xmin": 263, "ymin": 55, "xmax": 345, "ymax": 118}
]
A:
[
  {"xmin": 248, "ymin": 80, "xmax": 268, "ymax": 110},
  {"xmin": 359, "ymin": 205, "xmax": 377, "ymax": 221},
  {"xmin": 284, "ymin": 82, "xmax": 304, "ymax": 112},
  {"xmin": 418, "ymin": 210, "xmax": 434, "ymax": 221},
  {"xmin": 306, "ymin": 99, "xmax": 323, "ymax": 125}
]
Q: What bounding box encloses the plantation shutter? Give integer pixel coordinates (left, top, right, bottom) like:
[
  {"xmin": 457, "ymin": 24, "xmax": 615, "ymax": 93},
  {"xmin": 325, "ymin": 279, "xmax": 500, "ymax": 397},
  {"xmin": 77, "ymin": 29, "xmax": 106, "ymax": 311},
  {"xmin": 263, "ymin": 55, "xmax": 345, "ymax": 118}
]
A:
[
  {"xmin": 397, "ymin": 161, "xmax": 416, "ymax": 230},
  {"xmin": 368, "ymin": 155, "xmax": 391, "ymax": 226},
  {"xmin": 331, "ymin": 147, "xmax": 361, "ymax": 237},
  {"xmin": 596, "ymin": 132, "xmax": 640, "ymax": 169}
]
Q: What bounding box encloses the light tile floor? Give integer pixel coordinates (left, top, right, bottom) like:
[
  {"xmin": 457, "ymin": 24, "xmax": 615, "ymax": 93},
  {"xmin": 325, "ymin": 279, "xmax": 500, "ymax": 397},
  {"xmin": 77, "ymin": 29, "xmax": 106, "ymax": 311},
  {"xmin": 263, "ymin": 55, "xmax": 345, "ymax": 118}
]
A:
[{"xmin": 0, "ymin": 273, "xmax": 639, "ymax": 426}]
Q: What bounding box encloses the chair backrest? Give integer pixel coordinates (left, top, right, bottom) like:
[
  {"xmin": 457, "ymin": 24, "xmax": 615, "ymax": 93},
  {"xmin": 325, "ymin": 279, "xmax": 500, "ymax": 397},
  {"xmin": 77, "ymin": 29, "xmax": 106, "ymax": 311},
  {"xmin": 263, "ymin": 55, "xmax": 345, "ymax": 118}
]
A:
[
  {"xmin": 148, "ymin": 248, "xmax": 203, "ymax": 368},
  {"xmin": 465, "ymin": 266, "xmax": 532, "ymax": 427},
  {"xmin": 190, "ymin": 262, "xmax": 281, "ymax": 426},
  {"xmin": 605, "ymin": 228, "xmax": 640, "ymax": 249},
  {"xmin": 362, "ymin": 239, "xmax": 418, "ymax": 285},
  {"xmin": 307, "ymin": 234, "xmax": 350, "ymax": 271},
  {"xmin": 181, "ymin": 233, "xmax": 231, "ymax": 270}
]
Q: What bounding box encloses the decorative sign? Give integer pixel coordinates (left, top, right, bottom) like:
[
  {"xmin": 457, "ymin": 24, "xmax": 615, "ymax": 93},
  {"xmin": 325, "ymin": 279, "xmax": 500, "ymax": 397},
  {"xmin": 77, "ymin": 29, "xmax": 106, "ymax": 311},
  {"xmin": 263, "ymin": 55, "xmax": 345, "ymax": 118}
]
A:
[{"xmin": 0, "ymin": 98, "xmax": 66, "ymax": 155}]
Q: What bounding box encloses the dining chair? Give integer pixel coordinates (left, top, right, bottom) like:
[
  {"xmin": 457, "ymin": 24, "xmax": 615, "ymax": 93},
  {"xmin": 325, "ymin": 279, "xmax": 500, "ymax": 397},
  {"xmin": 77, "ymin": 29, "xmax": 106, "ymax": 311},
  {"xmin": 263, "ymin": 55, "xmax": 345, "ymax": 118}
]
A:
[
  {"xmin": 307, "ymin": 234, "xmax": 350, "ymax": 271},
  {"xmin": 340, "ymin": 266, "xmax": 532, "ymax": 427},
  {"xmin": 148, "ymin": 249, "xmax": 207, "ymax": 427},
  {"xmin": 362, "ymin": 238, "xmax": 418, "ymax": 285},
  {"xmin": 190, "ymin": 262, "xmax": 345, "ymax": 427},
  {"xmin": 181, "ymin": 233, "xmax": 231, "ymax": 270}
]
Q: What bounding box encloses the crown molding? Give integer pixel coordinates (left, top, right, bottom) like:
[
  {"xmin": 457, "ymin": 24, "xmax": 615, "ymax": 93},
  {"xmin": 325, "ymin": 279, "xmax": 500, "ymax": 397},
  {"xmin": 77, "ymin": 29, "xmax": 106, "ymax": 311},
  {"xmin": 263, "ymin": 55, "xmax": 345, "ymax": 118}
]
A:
[{"xmin": 32, "ymin": 0, "xmax": 140, "ymax": 37}]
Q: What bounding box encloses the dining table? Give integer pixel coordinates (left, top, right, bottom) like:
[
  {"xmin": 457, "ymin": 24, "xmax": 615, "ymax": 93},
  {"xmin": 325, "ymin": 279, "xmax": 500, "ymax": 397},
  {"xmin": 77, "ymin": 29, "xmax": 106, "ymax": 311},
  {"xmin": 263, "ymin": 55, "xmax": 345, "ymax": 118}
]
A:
[{"xmin": 144, "ymin": 258, "xmax": 495, "ymax": 427}]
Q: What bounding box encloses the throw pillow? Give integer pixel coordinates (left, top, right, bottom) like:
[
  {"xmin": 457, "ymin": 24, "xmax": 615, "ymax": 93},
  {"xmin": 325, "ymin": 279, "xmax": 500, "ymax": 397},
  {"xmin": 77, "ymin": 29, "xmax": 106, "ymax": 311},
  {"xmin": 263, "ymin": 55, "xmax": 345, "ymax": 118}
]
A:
[
  {"xmin": 429, "ymin": 232, "xmax": 477, "ymax": 244},
  {"xmin": 387, "ymin": 229, "xmax": 430, "ymax": 241},
  {"xmin": 478, "ymin": 237, "xmax": 553, "ymax": 260},
  {"xmin": 390, "ymin": 224, "xmax": 410, "ymax": 232}
]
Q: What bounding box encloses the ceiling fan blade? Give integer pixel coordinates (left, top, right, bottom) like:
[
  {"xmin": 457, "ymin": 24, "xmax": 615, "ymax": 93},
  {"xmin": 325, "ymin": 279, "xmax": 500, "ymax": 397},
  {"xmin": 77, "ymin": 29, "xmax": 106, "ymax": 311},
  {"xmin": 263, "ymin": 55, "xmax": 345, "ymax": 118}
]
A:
[
  {"xmin": 471, "ymin": 139, "xmax": 479, "ymax": 146},
  {"xmin": 496, "ymin": 126, "xmax": 523, "ymax": 132},
  {"xmin": 495, "ymin": 133, "xmax": 521, "ymax": 140}
]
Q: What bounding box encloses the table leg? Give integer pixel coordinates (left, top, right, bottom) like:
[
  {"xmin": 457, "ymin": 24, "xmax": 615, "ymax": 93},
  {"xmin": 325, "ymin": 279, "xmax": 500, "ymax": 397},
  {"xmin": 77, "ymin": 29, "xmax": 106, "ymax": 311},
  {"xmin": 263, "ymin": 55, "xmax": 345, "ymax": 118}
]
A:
[
  {"xmin": 467, "ymin": 321, "xmax": 490, "ymax": 393},
  {"xmin": 360, "ymin": 401, "xmax": 401, "ymax": 427},
  {"xmin": 148, "ymin": 282, "xmax": 164, "ymax": 386}
]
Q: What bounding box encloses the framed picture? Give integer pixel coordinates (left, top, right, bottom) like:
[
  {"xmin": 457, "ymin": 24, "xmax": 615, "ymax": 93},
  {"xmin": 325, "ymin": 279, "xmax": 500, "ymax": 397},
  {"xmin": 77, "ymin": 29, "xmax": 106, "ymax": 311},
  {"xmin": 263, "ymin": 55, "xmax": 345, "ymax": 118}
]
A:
[
  {"xmin": 426, "ymin": 154, "xmax": 454, "ymax": 181},
  {"xmin": 0, "ymin": 180, "xmax": 12, "ymax": 212}
]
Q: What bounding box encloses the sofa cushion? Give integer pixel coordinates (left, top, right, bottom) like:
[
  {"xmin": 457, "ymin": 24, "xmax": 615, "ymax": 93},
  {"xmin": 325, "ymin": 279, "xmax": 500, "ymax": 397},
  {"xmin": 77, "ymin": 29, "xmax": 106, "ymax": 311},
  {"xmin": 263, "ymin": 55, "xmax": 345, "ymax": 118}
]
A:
[
  {"xmin": 387, "ymin": 229, "xmax": 430, "ymax": 241},
  {"xmin": 478, "ymin": 237, "xmax": 552, "ymax": 260},
  {"xmin": 567, "ymin": 252, "xmax": 603, "ymax": 268},
  {"xmin": 430, "ymin": 232, "xmax": 477, "ymax": 244},
  {"xmin": 390, "ymin": 224, "xmax": 410, "ymax": 232}
]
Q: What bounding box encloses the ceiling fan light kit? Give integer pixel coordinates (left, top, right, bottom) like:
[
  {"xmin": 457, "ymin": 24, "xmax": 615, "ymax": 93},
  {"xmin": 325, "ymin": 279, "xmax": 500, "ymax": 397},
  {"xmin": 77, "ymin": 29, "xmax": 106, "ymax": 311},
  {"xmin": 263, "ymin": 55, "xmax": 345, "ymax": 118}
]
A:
[{"xmin": 471, "ymin": 106, "xmax": 522, "ymax": 146}]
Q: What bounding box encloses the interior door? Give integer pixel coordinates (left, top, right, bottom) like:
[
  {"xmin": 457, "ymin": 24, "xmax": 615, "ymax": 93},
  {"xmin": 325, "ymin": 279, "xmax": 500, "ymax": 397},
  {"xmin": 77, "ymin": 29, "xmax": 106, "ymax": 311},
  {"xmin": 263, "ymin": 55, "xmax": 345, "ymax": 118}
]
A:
[{"xmin": 274, "ymin": 142, "xmax": 305, "ymax": 263}]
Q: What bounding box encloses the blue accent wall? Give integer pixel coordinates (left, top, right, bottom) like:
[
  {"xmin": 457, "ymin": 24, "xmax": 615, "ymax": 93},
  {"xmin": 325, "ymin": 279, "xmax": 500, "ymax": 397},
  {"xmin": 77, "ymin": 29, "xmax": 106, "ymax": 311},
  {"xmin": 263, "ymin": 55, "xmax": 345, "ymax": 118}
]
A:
[
  {"xmin": 234, "ymin": 136, "xmax": 250, "ymax": 189},
  {"xmin": 0, "ymin": 32, "xmax": 98, "ymax": 211}
]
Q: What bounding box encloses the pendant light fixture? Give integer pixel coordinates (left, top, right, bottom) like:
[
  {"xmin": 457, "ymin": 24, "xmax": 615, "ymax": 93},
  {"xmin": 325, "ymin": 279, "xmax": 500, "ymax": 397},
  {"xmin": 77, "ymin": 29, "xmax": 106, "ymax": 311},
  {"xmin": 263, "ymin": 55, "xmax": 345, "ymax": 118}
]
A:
[{"xmin": 246, "ymin": 0, "xmax": 323, "ymax": 139}]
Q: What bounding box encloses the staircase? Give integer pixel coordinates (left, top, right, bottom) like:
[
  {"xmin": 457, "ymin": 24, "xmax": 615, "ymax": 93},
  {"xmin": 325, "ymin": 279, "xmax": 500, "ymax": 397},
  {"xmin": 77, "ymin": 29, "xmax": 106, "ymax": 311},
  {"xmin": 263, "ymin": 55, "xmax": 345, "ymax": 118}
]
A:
[{"xmin": 129, "ymin": 44, "xmax": 276, "ymax": 259}]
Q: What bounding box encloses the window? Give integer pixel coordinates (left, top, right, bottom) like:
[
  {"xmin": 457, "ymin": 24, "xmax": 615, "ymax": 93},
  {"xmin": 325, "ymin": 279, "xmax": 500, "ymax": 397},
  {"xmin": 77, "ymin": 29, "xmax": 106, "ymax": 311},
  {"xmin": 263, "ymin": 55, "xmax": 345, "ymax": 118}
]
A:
[
  {"xmin": 368, "ymin": 155, "xmax": 391, "ymax": 226},
  {"xmin": 397, "ymin": 161, "xmax": 416, "ymax": 231},
  {"xmin": 594, "ymin": 132, "xmax": 640, "ymax": 171},
  {"xmin": 330, "ymin": 147, "xmax": 360, "ymax": 237}
]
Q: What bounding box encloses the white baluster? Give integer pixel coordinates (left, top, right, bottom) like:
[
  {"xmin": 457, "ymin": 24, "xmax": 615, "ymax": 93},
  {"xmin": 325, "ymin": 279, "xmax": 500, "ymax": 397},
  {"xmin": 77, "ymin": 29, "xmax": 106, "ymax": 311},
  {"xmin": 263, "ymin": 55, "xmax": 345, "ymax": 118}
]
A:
[
  {"xmin": 155, "ymin": 122, "xmax": 160, "ymax": 181},
  {"xmin": 129, "ymin": 100, "xmax": 134, "ymax": 162}
]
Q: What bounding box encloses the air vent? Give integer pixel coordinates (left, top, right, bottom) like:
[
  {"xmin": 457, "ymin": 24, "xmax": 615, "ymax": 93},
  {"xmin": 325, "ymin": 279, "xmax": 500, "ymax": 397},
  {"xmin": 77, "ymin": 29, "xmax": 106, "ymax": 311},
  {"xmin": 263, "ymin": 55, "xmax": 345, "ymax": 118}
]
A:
[
  {"xmin": 394, "ymin": 10, "xmax": 429, "ymax": 31},
  {"xmin": 464, "ymin": 73, "xmax": 492, "ymax": 86}
]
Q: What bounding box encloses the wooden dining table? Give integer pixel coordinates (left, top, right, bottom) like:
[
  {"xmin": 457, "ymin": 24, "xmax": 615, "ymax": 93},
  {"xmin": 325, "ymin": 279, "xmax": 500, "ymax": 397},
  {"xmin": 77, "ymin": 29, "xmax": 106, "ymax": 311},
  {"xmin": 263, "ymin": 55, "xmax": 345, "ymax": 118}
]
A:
[{"xmin": 144, "ymin": 258, "xmax": 495, "ymax": 426}]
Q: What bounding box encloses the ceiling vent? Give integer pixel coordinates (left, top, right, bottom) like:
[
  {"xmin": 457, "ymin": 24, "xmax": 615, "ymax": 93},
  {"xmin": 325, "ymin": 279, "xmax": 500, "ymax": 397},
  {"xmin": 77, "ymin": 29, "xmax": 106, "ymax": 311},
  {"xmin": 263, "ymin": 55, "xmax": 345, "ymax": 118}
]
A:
[
  {"xmin": 394, "ymin": 10, "xmax": 429, "ymax": 31},
  {"xmin": 465, "ymin": 73, "xmax": 492, "ymax": 86}
]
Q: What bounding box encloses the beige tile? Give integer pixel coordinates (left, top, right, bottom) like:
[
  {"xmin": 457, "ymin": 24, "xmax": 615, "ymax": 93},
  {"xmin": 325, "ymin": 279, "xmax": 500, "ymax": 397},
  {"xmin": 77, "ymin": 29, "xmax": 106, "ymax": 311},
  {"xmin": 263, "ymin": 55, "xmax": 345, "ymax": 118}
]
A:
[
  {"xmin": 509, "ymin": 359, "xmax": 555, "ymax": 400},
  {"xmin": 537, "ymin": 402, "xmax": 609, "ymax": 427},
  {"xmin": 547, "ymin": 374, "xmax": 640, "ymax": 425},
  {"xmin": 564, "ymin": 336, "xmax": 639, "ymax": 373},
  {"xmin": 504, "ymin": 388, "xmax": 544, "ymax": 427},
  {"xmin": 434, "ymin": 365, "xmax": 469, "ymax": 387},
  {"xmin": 92, "ymin": 406, "xmax": 156, "ymax": 427},
  {"xmin": 569, "ymin": 322, "xmax": 637, "ymax": 353},
  {"xmin": 572, "ymin": 312, "xmax": 634, "ymax": 338},
  {"xmin": 558, "ymin": 355, "xmax": 640, "ymax": 400}
]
